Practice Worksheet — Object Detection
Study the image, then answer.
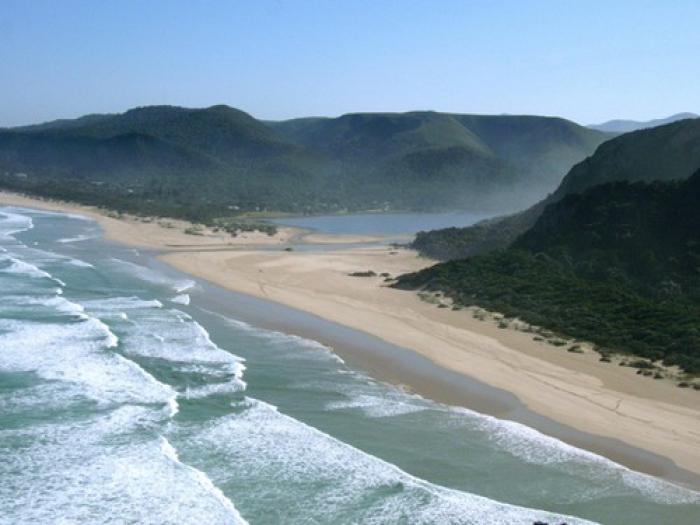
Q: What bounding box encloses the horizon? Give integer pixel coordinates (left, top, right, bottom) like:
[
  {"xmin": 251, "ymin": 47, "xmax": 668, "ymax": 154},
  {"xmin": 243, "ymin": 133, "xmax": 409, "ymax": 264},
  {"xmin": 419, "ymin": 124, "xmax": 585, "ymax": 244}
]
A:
[
  {"xmin": 2, "ymin": 0, "xmax": 699, "ymax": 127},
  {"xmin": 4, "ymin": 102, "xmax": 699, "ymax": 129}
]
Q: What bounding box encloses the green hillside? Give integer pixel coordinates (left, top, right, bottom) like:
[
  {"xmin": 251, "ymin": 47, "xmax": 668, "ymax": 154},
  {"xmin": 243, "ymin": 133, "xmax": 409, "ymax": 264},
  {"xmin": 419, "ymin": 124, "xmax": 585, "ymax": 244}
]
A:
[
  {"xmin": 552, "ymin": 117, "xmax": 700, "ymax": 198},
  {"xmin": 0, "ymin": 106, "xmax": 331, "ymax": 219},
  {"xmin": 0, "ymin": 105, "xmax": 608, "ymax": 220},
  {"xmin": 413, "ymin": 116, "xmax": 700, "ymax": 260},
  {"xmin": 271, "ymin": 111, "xmax": 609, "ymax": 209},
  {"xmin": 396, "ymin": 173, "xmax": 700, "ymax": 374}
]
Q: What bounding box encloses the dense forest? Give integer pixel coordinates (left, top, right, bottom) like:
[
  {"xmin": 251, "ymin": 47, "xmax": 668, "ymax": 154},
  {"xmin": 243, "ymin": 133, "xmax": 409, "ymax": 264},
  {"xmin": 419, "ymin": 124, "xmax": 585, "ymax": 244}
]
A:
[
  {"xmin": 396, "ymin": 173, "xmax": 700, "ymax": 374},
  {"xmin": 0, "ymin": 105, "xmax": 608, "ymax": 222},
  {"xmin": 412, "ymin": 117, "xmax": 700, "ymax": 260}
]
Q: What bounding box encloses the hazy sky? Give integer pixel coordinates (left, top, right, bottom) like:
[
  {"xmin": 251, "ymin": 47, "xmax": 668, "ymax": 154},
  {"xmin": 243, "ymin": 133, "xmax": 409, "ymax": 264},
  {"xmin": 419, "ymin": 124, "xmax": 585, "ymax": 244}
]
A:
[{"xmin": 1, "ymin": 0, "xmax": 698, "ymax": 127}]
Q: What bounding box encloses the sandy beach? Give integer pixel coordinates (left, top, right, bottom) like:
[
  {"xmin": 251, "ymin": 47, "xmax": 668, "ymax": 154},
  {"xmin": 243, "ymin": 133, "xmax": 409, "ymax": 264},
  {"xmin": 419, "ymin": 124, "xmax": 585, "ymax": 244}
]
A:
[{"xmin": 2, "ymin": 190, "xmax": 700, "ymax": 489}]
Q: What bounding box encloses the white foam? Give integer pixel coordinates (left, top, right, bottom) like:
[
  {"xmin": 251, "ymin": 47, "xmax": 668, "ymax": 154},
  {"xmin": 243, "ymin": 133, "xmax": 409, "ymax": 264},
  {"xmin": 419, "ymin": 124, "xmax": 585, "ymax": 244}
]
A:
[
  {"xmin": 67, "ymin": 257, "xmax": 94, "ymax": 268},
  {"xmin": 0, "ymin": 381, "xmax": 87, "ymax": 415},
  {"xmin": 171, "ymin": 293, "xmax": 191, "ymax": 305},
  {"xmin": 56, "ymin": 233, "xmax": 95, "ymax": 244},
  {"xmin": 82, "ymin": 297, "xmax": 247, "ymax": 398},
  {"xmin": 95, "ymin": 316, "xmax": 119, "ymax": 348},
  {"xmin": 118, "ymin": 307, "xmax": 246, "ymax": 369},
  {"xmin": 108, "ymin": 258, "xmax": 196, "ymax": 293},
  {"xmin": 167, "ymin": 397, "xmax": 180, "ymax": 418},
  {"xmin": 173, "ymin": 363, "xmax": 235, "ymax": 377},
  {"xmin": 189, "ymin": 398, "xmax": 594, "ymax": 524},
  {"xmin": 2, "ymin": 256, "xmax": 55, "ymax": 280},
  {"xmin": 326, "ymin": 393, "xmax": 427, "ymax": 418},
  {"xmin": 0, "ymin": 407, "xmax": 248, "ymax": 525},
  {"xmin": 0, "ymin": 318, "xmax": 176, "ymax": 407},
  {"xmin": 8, "ymin": 206, "xmax": 91, "ymax": 222},
  {"xmin": 174, "ymin": 280, "xmax": 196, "ymax": 293},
  {"xmin": 200, "ymin": 306, "xmax": 345, "ymax": 364},
  {"xmin": 82, "ymin": 296, "xmax": 164, "ymax": 310},
  {"xmin": 0, "ymin": 210, "xmax": 34, "ymax": 239},
  {"xmin": 159, "ymin": 437, "xmax": 249, "ymax": 524},
  {"xmin": 183, "ymin": 380, "xmax": 247, "ymax": 400},
  {"xmin": 0, "ymin": 294, "xmax": 86, "ymax": 316},
  {"xmin": 322, "ymin": 368, "xmax": 700, "ymax": 505},
  {"xmin": 2, "ymin": 241, "xmax": 95, "ymax": 273},
  {"xmin": 447, "ymin": 406, "xmax": 700, "ymax": 505}
]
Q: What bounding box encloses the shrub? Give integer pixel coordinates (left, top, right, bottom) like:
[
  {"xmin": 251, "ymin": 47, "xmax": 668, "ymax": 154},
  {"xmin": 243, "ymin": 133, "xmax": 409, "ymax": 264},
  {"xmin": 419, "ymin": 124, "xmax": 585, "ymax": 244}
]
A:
[
  {"xmin": 627, "ymin": 359, "xmax": 654, "ymax": 370},
  {"xmin": 184, "ymin": 225, "xmax": 204, "ymax": 235},
  {"xmin": 348, "ymin": 270, "xmax": 377, "ymax": 277}
]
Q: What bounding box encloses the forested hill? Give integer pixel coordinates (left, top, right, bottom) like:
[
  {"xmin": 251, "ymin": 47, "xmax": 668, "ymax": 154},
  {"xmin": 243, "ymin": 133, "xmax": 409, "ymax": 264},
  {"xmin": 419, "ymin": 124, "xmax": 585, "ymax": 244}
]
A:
[
  {"xmin": 0, "ymin": 105, "xmax": 607, "ymax": 221},
  {"xmin": 269, "ymin": 112, "xmax": 607, "ymax": 194},
  {"xmin": 0, "ymin": 105, "xmax": 324, "ymax": 220},
  {"xmin": 396, "ymin": 172, "xmax": 700, "ymax": 374},
  {"xmin": 551, "ymin": 117, "xmax": 700, "ymax": 198},
  {"xmin": 412, "ymin": 116, "xmax": 700, "ymax": 260}
]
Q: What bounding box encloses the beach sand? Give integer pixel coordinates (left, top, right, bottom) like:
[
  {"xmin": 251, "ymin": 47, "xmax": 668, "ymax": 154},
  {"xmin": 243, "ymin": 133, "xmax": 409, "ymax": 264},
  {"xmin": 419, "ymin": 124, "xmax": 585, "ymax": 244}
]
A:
[
  {"xmin": 0, "ymin": 191, "xmax": 301, "ymax": 250},
  {"xmin": 2, "ymin": 190, "xmax": 700, "ymax": 488}
]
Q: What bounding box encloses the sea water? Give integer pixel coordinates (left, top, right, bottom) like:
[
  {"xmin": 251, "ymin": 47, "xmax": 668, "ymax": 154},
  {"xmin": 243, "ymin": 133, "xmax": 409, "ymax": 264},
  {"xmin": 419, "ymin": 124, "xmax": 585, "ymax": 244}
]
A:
[{"xmin": 0, "ymin": 206, "xmax": 699, "ymax": 525}]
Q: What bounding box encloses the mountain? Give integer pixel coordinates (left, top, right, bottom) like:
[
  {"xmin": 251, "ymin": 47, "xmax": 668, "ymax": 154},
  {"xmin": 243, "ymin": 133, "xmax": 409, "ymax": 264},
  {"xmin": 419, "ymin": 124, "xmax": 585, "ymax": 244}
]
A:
[
  {"xmin": 552, "ymin": 116, "xmax": 700, "ymax": 198},
  {"xmin": 270, "ymin": 112, "xmax": 609, "ymax": 209},
  {"xmin": 588, "ymin": 112, "xmax": 698, "ymax": 133},
  {"xmin": 396, "ymin": 172, "xmax": 700, "ymax": 374},
  {"xmin": 0, "ymin": 105, "xmax": 609, "ymax": 221},
  {"xmin": 413, "ymin": 116, "xmax": 700, "ymax": 260},
  {"xmin": 0, "ymin": 105, "xmax": 327, "ymax": 220}
]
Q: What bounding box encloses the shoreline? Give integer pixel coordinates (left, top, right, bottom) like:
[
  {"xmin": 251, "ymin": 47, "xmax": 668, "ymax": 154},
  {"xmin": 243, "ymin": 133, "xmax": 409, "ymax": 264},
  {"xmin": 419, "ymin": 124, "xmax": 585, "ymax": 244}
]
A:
[
  {"xmin": 2, "ymin": 190, "xmax": 700, "ymax": 490},
  {"xmin": 174, "ymin": 262, "xmax": 700, "ymax": 490}
]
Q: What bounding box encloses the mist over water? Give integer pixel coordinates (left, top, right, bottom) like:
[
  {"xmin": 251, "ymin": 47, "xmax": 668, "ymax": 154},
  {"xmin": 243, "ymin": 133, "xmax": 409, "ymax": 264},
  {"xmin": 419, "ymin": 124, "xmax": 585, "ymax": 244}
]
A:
[{"xmin": 1, "ymin": 206, "xmax": 699, "ymax": 524}]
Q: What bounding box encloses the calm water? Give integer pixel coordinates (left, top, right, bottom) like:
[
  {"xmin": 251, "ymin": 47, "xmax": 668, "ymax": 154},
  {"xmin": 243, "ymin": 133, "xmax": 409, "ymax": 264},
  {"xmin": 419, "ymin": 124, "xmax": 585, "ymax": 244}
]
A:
[
  {"xmin": 1, "ymin": 206, "xmax": 699, "ymax": 524},
  {"xmin": 269, "ymin": 211, "xmax": 495, "ymax": 236}
]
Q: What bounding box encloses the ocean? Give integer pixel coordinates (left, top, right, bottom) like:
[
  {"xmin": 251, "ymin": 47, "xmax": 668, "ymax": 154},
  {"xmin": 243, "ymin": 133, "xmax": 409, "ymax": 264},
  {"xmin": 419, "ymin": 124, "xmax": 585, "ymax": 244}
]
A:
[{"xmin": 1, "ymin": 206, "xmax": 699, "ymax": 525}]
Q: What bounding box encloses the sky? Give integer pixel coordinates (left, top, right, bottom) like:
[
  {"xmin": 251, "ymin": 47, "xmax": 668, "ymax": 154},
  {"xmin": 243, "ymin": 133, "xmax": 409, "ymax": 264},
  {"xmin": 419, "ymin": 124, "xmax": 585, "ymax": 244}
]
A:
[{"xmin": 1, "ymin": 0, "xmax": 698, "ymax": 127}]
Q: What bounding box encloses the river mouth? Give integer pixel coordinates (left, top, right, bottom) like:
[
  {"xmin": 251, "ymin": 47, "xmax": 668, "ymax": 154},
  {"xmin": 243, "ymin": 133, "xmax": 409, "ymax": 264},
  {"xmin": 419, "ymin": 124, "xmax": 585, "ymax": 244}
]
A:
[{"xmin": 268, "ymin": 210, "xmax": 496, "ymax": 237}]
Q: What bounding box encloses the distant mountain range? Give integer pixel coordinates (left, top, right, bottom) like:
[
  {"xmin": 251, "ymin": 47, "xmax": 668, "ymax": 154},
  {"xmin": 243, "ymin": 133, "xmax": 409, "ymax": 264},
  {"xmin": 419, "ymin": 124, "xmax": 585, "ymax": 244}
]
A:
[
  {"xmin": 0, "ymin": 105, "xmax": 609, "ymax": 221},
  {"xmin": 413, "ymin": 117, "xmax": 700, "ymax": 260},
  {"xmin": 588, "ymin": 112, "xmax": 698, "ymax": 133}
]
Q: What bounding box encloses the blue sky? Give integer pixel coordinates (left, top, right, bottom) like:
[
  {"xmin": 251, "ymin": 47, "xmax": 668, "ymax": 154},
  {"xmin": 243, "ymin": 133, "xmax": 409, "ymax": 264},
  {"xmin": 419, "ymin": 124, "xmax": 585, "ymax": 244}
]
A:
[{"xmin": 1, "ymin": 0, "xmax": 698, "ymax": 126}]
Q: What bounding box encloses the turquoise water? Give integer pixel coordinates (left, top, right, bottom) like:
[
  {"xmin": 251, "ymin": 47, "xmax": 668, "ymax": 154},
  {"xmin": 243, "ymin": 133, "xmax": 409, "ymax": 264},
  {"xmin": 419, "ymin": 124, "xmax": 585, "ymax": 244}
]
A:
[{"xmin": 1, "ymin": 206, "xmax": 699, "ymax": 524}]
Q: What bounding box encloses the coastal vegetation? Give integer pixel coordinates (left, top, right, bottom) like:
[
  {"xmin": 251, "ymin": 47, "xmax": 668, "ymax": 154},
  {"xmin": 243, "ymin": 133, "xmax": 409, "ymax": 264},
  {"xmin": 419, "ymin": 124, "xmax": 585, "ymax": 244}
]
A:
[
  {"xmin": 396, "ymin": 173, "xmax": 700, "ymax": 374},
  {"xmin": 0, "ymin": 105, "xmax": 609, "ymax": 221},
  {"xmin": 210, "ymin": 217, "xmax": 277, "ymax": 237}
]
